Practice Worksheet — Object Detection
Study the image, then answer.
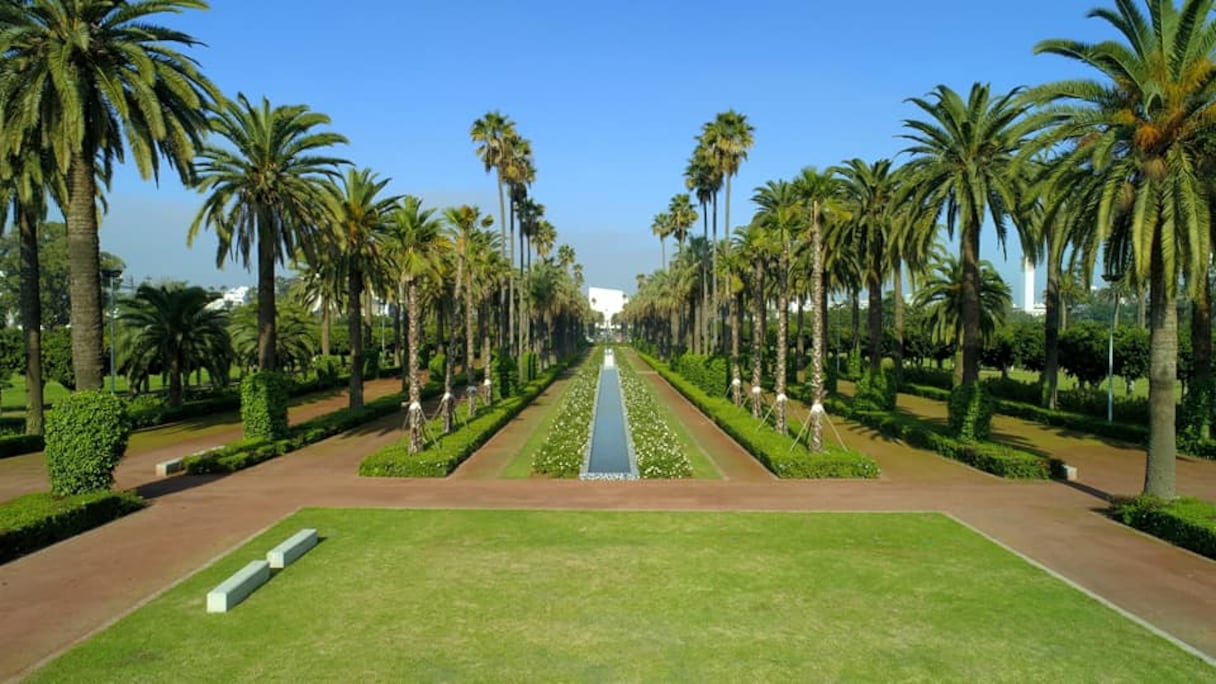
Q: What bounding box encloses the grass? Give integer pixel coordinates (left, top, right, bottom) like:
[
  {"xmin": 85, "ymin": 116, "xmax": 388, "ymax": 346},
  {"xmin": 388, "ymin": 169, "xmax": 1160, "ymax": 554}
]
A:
[
  {"xmin": 500, "ymin": 378, "xmax": 568, "ymax": 479},
  {"xmin": 618, "ymin": 352, "xmax": 719, "ymax": 479},
  {"xmin": 32, "ymin": 509, "xmax": 1212, "ymax": 682}
]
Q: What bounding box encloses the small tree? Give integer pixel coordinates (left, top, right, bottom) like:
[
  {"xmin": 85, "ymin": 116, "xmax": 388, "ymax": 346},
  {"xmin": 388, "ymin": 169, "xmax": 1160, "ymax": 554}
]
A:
[{"xmin": 1059, "ymin": 321, "xmax": 1108, "ymax": 388}]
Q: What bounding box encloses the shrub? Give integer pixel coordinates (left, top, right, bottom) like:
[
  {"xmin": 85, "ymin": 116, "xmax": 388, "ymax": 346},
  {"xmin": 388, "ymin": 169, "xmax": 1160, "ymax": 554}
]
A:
[
  {"xmin": 1113, "ymin": 496, "xmax": 1216, "ymax": 560},
  {"xmin": 533, "ymin": 349, "xmax": 603, "ymax": 477},
  {"xmin": 901, "ymin": 365, "xmax": 953, "ymax": 391},
  {"xmin": 671, "ymin": 354, "xmax": 729, "ymax": 399},
  {"xmin": 42, "ymin": 328, "xmax": 75, "ymax": 390},
  {"xmin": 948, "ymin": 383, "xmax": 993, "ymax": 442},
  {"xmin": 981, "ymin": 376, "xmax": 1040, "ymax": 405},
  {"xmin": 493, "ymin": 351, "xmax": 518, "ymax": 398},
  {"xmin": 314, "ymin": 355, "xmax": 343, "ymax": 389},
  {"xmin": 642, "ymin": 352, "xmax": 878, "ymax": 479},
  {"xmin": 521, "ymin": 352, "xmax": 539, "ymax": 384},
  {"xmin": 45, "ymin": 391, "xmax": 131, "ymax": 496},
  {"xmin": 240, "ymin": 371, "xmax": 291, "ymax": 441},
  {"xmin": 427, "ymin": 352, "xmax": 446, "ymax": 381},
  {"xmin": 0, "ymin": 434, "xmax": 44, "ymax": 459},
  {"xmin": 618, "ymin": 353, "xmax": 691, "ymax": 478},
  {"xmin": 853, "ymin": 368, "xmax": 896, "ymax": 411},
  {"xmin": 0, "ymin": 490, "xmax": 145, "ymax": 564}
]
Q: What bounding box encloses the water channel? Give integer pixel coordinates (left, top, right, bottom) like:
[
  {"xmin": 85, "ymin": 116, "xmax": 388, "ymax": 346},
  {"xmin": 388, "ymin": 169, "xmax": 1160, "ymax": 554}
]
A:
[{"xmin": 581, "ymin": 348, "xmax": 638, "ymax": 479}]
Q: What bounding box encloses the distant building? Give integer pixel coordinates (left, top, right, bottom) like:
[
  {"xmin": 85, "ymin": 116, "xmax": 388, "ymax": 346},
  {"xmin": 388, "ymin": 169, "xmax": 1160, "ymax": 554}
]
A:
[
  {"xmin": 588, "ymin": 286, "xmax": 627, "ymax": 334},
  {"xmin": 208, "ymin": 286, "xmax": 251, "ymax": 310}
]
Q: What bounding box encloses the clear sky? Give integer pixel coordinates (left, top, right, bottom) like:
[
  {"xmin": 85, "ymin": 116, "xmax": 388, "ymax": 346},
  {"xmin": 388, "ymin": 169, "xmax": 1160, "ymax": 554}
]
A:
[{"xmin": 92, "ymin": 0, "xmax": 1110, "ymax": 305}]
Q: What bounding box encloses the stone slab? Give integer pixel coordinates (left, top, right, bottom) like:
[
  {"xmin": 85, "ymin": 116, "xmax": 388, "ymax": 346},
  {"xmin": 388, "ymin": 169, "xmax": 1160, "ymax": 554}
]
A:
[
  {"xmin": 266, "ymin": 528, "xmax": 318, "ymax": 569},
  {"xmin": 206, "ymin": 560, "xmax": 270, "ymax": 613},
  {"xmin": 155, "ymin": 458, "xmax": 183, "ymax": 477}
]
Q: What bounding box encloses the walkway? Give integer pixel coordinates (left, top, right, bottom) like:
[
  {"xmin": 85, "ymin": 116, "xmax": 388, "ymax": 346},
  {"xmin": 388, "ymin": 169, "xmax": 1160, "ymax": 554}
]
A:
[{"xmin": 0, "ymin": 375, "xmax": 1214, "ymax": 679}]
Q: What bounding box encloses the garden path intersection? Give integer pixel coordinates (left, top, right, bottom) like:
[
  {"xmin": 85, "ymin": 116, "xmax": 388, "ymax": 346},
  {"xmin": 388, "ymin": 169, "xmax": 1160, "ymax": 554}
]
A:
[{"xmin": 1, "ymin": 365, "xmax": 1214, "ymax": 680}]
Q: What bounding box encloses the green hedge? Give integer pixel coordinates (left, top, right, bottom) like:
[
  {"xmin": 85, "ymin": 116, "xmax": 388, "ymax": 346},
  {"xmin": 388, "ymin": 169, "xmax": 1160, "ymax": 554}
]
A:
[
  {"xmin": 0, "ymin": 434, "xmax": 44, "ymax": 459},
  {"xmin": 1113, "ymin": 496, "xmax": 1216, "ymax": 560},
  {"xmin": 0, "ymin": 490, "xmax": 145, "ymax": 564},
  {"xmin": 183, "ymin": 375, "xmax": 459, "ymax": 475},
  {"xmin": 45, "ymin": 392, "xmax": 132, "ymax": 496},
  {"xmin": 360, "ymin": 358, "xmax": 576, "ymax": 478},
  {"xmin": 814, "ymin": 391, "xmax": 1054, "ymax": 479},
  {"xmin": 240, "ymin": 371, "xmax": 291, "ymax": 441},
  {"xmin": 641, "ymin": 352, "xmax": 879, "ymax": 479},
  {"xmin": 670, "ymin": 354, "xmax": 729, "ymax": 399}
]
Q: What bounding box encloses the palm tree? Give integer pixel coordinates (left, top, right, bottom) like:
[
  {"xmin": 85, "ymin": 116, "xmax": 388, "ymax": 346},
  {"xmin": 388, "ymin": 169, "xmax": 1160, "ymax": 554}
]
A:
[
  {"xmin": 228, "ymin": 301, "xmax": 316, "ymax": 375},
  {"xmin": 914, "ymin": 250, "xmax": 1012, "ymax": 381},
  {"xmin": 119, "ymin": 284, "xmax": 231, "ymax": 407},
  {"xmin": 386, "ymin": 196, "xmax": 448, "ymax": 453},
  {"xmin": 752, "ymin": 180, "xmax": 802, "ymax": 432},
  {"xmin": 667, "ymin": 193, "xmax": 698, "ymax": 253},
  {"xmin": 288, "ymin": 257, "xmax": 343, "ymax": 357},
  {"xmin": 444, "ymin": 204, "xmax": 494, "ymax": 415},
  {"xmin": 190, "ymin": 94, "xmax": 348, "ymax": 372},
  {"xmin": 702, "ymin": 112, "xmax": 754, "ymax": 354},
  {"xmin": 1031, "ymin": 0, "xmax": 1216, "ymax": 497},
  {"xmin": 685, "ymin": 151, "xmax": 718, "ymax": 353},
  {"xmin": 735, "ymin": 221, "xmax": 775, "ymax": 417},
  {"xmin": 902, "ymin": 83, "xmax": 1041, "ymax": 436},
  {"xmin": 651, "ymin": 212, "xmax": 673, "ymax": 267},
  {"xmin": 320, "ymin": 168, "xmax": 398, "ymax": 410},
  {"xmin": 0, "ymin": 0, "xmax": 221, "ymax": 390}
]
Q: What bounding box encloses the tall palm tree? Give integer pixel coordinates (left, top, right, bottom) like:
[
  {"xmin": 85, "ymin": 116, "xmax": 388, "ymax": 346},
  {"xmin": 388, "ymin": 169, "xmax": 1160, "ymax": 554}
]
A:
[
  {"xmin": 320, "ymin": 168, "xmax": 398, "ymax": 410},
  {"xmin": 444, "ymin": 204, "xmax": 494, "ymax": 414},
  {"xmin": 119, "ymin": 283, "xmax": 230, "ymax": 407},
  {"xmin": 0, "ymin": 0, "xmax": 220, "ymax": 390},
  {"xmin": 735, "ymin": 221, "xmax": 776, "ymax": 417},
  {"xmin": 914, "ymin": 250, "xmax": 1012, "ymax": 377},
  {"xmin": 190, "ymin": 94, "xmax": 347, "ymax": 371},
  {"xmin": 667, "ymin": 193, "xmax": 698, "ymax": 253},
  {"xmin": 1031, "ymin": 0, "xmax": 1216, "ymax": 497},
  {"xmin": 651, "ymin": 212, "xmax": 673, "ymax": 267},
  {"xmin": 902, "ymin": 83, "xmax": 1041, "ymax": 435},
  {"xmin": 387, "ymin": 196, "xmax": 448, "ymax": 453},
  {"xmin": 685, "ymin": 151, "xmax": 718, "ymax": 353},
  {"xmin": 752, "ymin": 180, "xmax": 802, "ymax": 432},
  {"xmin": 288, "ymin": 256, "xmax": 342, "ymax": 357},
  {"xmin": 702, "ymin": 111, "xmax": 754, "ymax": 355}
]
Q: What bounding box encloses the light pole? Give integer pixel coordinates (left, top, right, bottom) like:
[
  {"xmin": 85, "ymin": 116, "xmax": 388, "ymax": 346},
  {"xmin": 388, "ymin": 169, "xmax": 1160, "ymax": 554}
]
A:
[
  {"xmin": 1101, "ymin": 270, "xmax": 1123, "ymax": 423},
  {"xmin": 101, "ymin": 268, "xmax": 123, "ymax": 394}
]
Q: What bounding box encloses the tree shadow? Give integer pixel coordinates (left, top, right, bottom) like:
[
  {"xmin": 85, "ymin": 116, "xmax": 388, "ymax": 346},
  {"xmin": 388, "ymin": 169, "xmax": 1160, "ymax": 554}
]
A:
[{"xmin": 135, "ymin": 472, "xmax": 228, "ymax": 500}]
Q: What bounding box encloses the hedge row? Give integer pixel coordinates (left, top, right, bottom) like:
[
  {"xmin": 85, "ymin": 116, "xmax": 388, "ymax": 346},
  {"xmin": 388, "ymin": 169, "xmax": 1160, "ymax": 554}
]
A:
[
  {"xmin": 531, "ymin": 348, "xmax": 603, "ymax": 477},
  {"xmin": 640, "ymin": 352, "xmax": 879, "ymax": 479},
  {"xmin": 183, "ymin": 373, "xmax": 449, "ymax": 475},
  {"xmin": 807, "ymin": 389, "xmax": 1056, "ymax": 480},
  {"xmin": 1113, "ymin": 496, "xmax": 1216, "ymax": 560},
  {"xmin": 360, "ymin": 356, "xmax": 579, "ymax": 478},
  {"xmin": 0, "ymin": 366, "xmax": 406, "ymax": 461},
  {"xmin": 0, "ymin": 490, "xmax": 145, "ymax": 564}
]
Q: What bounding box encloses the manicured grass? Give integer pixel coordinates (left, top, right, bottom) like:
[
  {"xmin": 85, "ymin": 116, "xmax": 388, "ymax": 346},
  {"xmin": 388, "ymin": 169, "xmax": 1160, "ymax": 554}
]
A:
[
  {"xmin": 32, "ymin": 509, "xmax": 1210, "ymax": 682},
  {"xmin": 501, "ymin": 378, "xmax": 569, "ymax": 479},
  {"xmin": 618, "ymin": 352, "xmax": 719, "ymax": 479}
]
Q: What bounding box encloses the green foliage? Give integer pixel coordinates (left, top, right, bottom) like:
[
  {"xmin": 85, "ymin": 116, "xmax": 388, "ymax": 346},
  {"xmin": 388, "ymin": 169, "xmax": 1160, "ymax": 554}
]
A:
[
  {"xmin": 982, "ymin": 376, "xmax": 1041, "ymax": 405},
  {"xmin": 643, "ymin": 352, "xmax": 879, "ymax": 479},
  {"xmin": 0, "ymin": 433, "xmax": 44, "ymax": 459},
  {"xmin": 1058, "ymin": 321, "xmax": 1109, "ymax": 388},
  {"xmin": 315, "ymin": 355, "xmax": 343, "ymax": 389},
  {"xmin": 853, "ymin": 367, "xmax": 896, "ymax": 411},
  {"xmin": 41, "ymin": 328, "xmax": 74, "ymax": 390},
  {"xmin": 0, "ymin": 222, "xmax": 124, "ymax": 329},
  {"xmin": 532, "ymin": 349, "xmax": 603, "ymax": 477},
  {"xmin": 0, "ymin": 328, "xmax": 22, "ymax": 388},
  {"xmin": 1180, "ymin": 375, "xmax": 1215, "ymax": 443},
  {"xmin": 1114, "ymin": 327, "xmax": 1150, "ymax": 386},
  {"xmin": 1009, "ymin": 320, "xmax": 1045, "ymax": 373},
  {"xmin": 947, "ymin": 383, "xmax": 993, "ymax": 442},
  {"xmin": 363, "ymin": 351, "xmax": 381, "ymax": 380},
  {"xmin": 361, "ymin": 361, "xmax": 572, "ymax": 478},
  {"xmin": 521, "ymin": 352, "xmax": 539, "ymax": 385},
  {"xmin": 240, "ymin": 371, "xmax": 291, "ymax": 441},
  {"xmin": 45, "ymin": 392, "xmax": 132, "ymax": 496},
  {"xmin": 670, "ymin": 354, "xmax": 728, "ymax": 398},
  {"xmin": 493, "ymin": 350, "xmax": 518, "ymax": 398},
  {"xmin": 427, "ymin": 352, "xmax": 446, "ymax": 380},
  {"xmin": 1113, "ymin": 496, "xmax": 1216, "ymax": 561},
  {"xmin": 617, "ymin": 353, "xmax": 692, "ymax": 479},
  {"xmin": 0, "ymin": 490, "xmax": 145, "ymax": 564},
  {"xmin": 846, "ymin": 347, "xmax": 862, "ymax": 379}
]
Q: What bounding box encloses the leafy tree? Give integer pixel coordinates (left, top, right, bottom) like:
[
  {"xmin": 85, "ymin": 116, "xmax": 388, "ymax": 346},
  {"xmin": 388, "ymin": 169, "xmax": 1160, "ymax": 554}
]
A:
[
  {"xmin": 0, "ymin": 222, "xmax": 123, "ymax": 328},
  {"xmin": 228, "ymin": 302, "xmax": 316, "ymax": 374},
  {"xmin": 1058, "ymin": 321, "xmax": 1108, "ymax": 388},
  {"xmin": 1115, "ymin": 326, "xmax": 1150, "ymax": 392},
  {"xmin": 981, "ymin": 325, "xmax": 1017, "ymax": 379},
  {"xmin": 0, "ymin": 328, "xmax": 22, "ymax": 413},
  {"xmin": 0, "ymin": 0, "xmax": 220, "ymax": 390},
  {"xmin": 190, "ymin": 94, "xmax": 348, "ymax": 372}
]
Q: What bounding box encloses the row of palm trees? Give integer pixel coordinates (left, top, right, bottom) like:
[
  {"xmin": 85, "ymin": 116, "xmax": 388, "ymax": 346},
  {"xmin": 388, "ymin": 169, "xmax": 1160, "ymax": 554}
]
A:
[
  {"xmin": 626, "ymin": 0, "xmax": 1216, "ymax": 500},
  {"xmin": 0, "ymin": 2, "xmax": 590, "ymax": 454}
]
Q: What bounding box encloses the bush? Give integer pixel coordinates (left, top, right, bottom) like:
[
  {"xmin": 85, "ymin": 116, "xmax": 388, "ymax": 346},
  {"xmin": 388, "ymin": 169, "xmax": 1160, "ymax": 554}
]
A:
[
  {"xmin": 361, "ymin": 358, "xmax": 575, "ymax": 478},
  {"xmin": 671, "ymin": 354, "xmax": 729, "ymax": 399},
  {"xmin": 1113, "ymin": 496, "xmax": 1216, "ymax": 560},
  {"xmin": 493, "ymin": 351, "xmax": 518, "ymax": 398},
  {"xmin": 902, "ymin": 366, "xmax": 952, "ymax": 391},
  {"xmin": 643, "ymin": 352, "xmax": 879, "ymax": 479},
  {"xmin": 854, "ymin": 368, "xmax": 896, "ymax": 411},
  {"xmin": 618, "ymin": 352, "xmax": 692, "ymax": 479},
  {"xmin": 427, "ymin": 353, "xmax": 446, "ymax": 381},
  {"xmin": 364, "ymin": 352, "xmax": 381, "ymax": 380},
  {"xmin": 240, "ymin": 371, "xmax": 291, "ymax": 441},
  {"xmin": 521, "ymin": 352, "xmax": 539, "ymax": 385},
  {"xmin": 315, "ymin": 355, "xmax": 343, "ymax": 389},
  {"xmin": 0, "ymin": 490, "xmax": 145, "ymax": 564},
  {"xmin": 532, "ymin": 348, "xmax": 603, "ymax": 477},
  {"xmin": 981, "ymin": 376, "xmax": 1041, "ymax": 405},
  {"xmin": 0, "ymin": 433, "xmax": 44, "ymax": 459},
  {"xmin": 948, "ymin": 383, "xmax": 993, "ymax": 442},
  {"xmin": 41, "ymin": 328, "xmax": 74, "ymax": 390},
  {"xmin": 45, "ymin": 391, "xmax": 131, "ymax": 496}
]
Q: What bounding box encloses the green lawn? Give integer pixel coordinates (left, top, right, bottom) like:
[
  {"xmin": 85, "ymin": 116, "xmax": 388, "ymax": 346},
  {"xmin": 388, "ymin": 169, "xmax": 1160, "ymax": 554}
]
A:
[{"xmin": 32, "ymin": 509, "xmax": 1211, "ymax": 682}]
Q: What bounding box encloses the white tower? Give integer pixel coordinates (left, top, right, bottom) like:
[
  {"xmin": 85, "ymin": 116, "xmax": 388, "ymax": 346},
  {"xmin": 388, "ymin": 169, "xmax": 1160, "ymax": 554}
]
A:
[{"xmin": 1023, "ymin": 257, "xmax": 1036, "ymax": 313}]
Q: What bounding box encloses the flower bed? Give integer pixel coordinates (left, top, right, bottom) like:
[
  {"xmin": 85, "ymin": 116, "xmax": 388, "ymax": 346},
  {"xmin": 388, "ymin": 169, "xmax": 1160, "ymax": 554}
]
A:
[
  {"xmin": 531, "ymin": 348, "xmax": 604, "ymax": 478},
  {"xmin": 617, "ymin": 352, "xmax": 691, "ymax": 479}
]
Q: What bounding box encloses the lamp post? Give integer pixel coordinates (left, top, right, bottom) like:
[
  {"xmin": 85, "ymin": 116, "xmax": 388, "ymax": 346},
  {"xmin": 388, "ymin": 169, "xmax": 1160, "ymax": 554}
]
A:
[
  {"xmin": 101, "ymin": 268, "xmax": 123, "ymax": 394},
  {"xmin": 1101, "ymin": 270, "xmax": 1123, "ymax": 423}
]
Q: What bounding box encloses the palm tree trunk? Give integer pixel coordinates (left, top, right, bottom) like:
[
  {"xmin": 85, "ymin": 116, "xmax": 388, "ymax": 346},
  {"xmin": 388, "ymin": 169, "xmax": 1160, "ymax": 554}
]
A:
[
  {"xmin": 1144, "ymin": 245, "xmax": 1177, "ymax": 498},
  {"xmin": 169, "ymin": 352, "xmax": 183, "ymax": 408},
  {"xmin": 407, "ymin": 278, "xmax": 423, "ymax": 453},
  {"xmin": 810, "ymin": 201, "xmax": 825, "ymax": 452},
  {"xmin": 712, "ymin": 192, "xmax": 720, "ymax": 353},
  {"xmin": 751, "ymin": 262, "xmax": 764, "ymax": 417},
  {"xmin": 18, "ymin": 204, "xmax": 44, "ymax": 435},
  {"xmin": 1190, "ymin": 269, "xmax": 1212, "ymax": 441},
  {"xmin": 867, "ymin": 237, "xmax": 884, "ymax": 375},
  {"xmin": 959, "ymin": 220, "xmax": 982, "ymax": 386},
  {"xmin": 1043, "ymin": 254, "xmax": 1062, "ymax": 409},
  {"xmin": 850, "ymin": 287, "xmax": 861, "ymax": 363},
  {"xmin": 701, "ymin": 200, "xmax": 709, "ymax": 356},
  {"xmin": 893, "ymin": 259, "xmax": 904, "ymax": 380},
  {"xmin": 731, "ymin": 289, "xmax": 742, "ymax": 406},
  {"xmin": 775, "ymin": 246, "xmax": 789, "ymax": 433},
  {"xmin": 320, "ymin": 301, "xmax": 332, "ymax": 357},
  {"xmin": 440, "ymin": 302, "xmax": 454, "ymax": 433},
  {"xmin": 464, "ymin": 261, "xmax": 477, "ymax": 414},
  {"xmin": 348, "ymin": 267, "xmax": 364, "ymax": 410},
  {"xmin": 795, "ymin": 298, "xmax": 805, "ymax": 376},
  {"xmin": 481, "ymin": 304, "xmax": 493, "ymax": 404},
  {"xmin": 256, "ymin": 209, "xmax": 277, "ymax": 372},
  {"xmin": 67, "ymin": 149, "xmax": 105, "ymax": 390},
  {"xmin": 399, "ymin": 280, "xmax": 408, "ymax": 393}
]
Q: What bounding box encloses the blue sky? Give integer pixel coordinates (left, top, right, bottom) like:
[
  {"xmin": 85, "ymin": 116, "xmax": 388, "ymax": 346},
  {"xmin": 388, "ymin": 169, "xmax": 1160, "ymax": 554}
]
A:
[{"xmin": 94, "ymin": 0, "xmax": 1110, "ymax": 305}]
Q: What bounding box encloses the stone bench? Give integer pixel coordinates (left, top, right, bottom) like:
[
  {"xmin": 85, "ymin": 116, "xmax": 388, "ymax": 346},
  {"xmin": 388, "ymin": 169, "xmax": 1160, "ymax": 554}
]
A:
[
  {"xmin": 267, "ymin": 529, "xmax": 318, "ymax": 569},
  {"xmin": 206, "ymin": 560, "xmax": 270, "ymax": 613},
  {"xmin": 1062, "ymin": 464, "xmax": 1079, "ymax": 482},
  {"xmin": 155, "ymin": 458, "xmax": 183, "ymax": 477}
]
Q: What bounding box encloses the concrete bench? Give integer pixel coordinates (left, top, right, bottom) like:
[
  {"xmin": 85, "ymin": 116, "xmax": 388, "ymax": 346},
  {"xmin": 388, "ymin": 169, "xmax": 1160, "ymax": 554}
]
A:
[
  {"xmin": 1062, "ymin": 464, "xmax": 1079, "ymax": 482},
  {"xmin": 206, "ymin": 560, "xmax": 270, "ymax": 613},
  {"xmin": 155, "ymin": 458, "xmax": 184, "ymax": 477},
  {"xmin": 267, "ymin": 529, "xmax": 318, "ymax": 569}
]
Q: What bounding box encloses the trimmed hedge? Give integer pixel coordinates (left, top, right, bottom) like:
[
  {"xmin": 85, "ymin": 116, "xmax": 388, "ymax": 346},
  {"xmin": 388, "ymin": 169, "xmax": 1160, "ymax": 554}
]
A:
[
  {"xmin": 0, "ymin": 434, "xmax": 44, "ymax": 459},
  {"xmin": 641, "ymin": 352, "xmax": 879, "ymax": 479},
  {"xmin": 0, "ymin": 490, "xmax": 145, "ymax": 564},
  {"xmin": 360, "ymin": 357, "xmax": 578, "ymax": 478},
  {"xmin": 1113, "ymin": 496, "xmax": 1216, "ymax": 560},
  {"xmin": 241, "ymin": 371, "xmax": 291, "ymax": 441},
  {"xmin": 45, "ymin": 392, "xmax": 132, "ymax": 496},
  {"xmin": 812, "ymin": 391, "xmax": 1054, "ymax": 480},
  {"xmin": 671, "ymin": 354, "xmax": 729, "ymax": 399}
]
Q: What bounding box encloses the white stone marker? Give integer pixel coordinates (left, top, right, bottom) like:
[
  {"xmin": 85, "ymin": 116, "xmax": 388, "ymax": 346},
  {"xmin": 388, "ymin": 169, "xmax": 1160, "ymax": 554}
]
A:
[
  {"xmin": 206, "ymin": 560, "xmax": 270, "ymax": 613},
  {"xmin": 266, "ymin": 528, "xmax": 318, "ymax": 569}
]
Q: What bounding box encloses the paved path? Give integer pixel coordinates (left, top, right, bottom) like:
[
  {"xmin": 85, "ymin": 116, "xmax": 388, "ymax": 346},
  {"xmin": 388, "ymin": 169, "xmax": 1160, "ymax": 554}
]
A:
[
  {"xmin": 0, "ymin": 378, "xmax": 404, "ymax": 502},
  {"xmin": 1, "ymin": 373, "xmax": 1215, "ymax": 679}
]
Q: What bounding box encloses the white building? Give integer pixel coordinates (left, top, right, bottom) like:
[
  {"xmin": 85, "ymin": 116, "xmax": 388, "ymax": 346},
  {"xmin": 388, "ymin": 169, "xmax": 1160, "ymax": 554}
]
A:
[
  {"xmin": 587, "ymin": 286, "xmax": 628, "ymax": 332},
  {"xmin": 208, "ymin": 285, "xmax": 251, "ymax": 310}
]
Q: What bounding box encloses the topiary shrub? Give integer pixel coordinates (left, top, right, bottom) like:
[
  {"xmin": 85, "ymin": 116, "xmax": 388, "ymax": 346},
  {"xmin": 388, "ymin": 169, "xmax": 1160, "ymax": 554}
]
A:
[
  {"xmin": 1181, "ymin": 376, "xmax": 1215, "ymax": 443},
  {"xmin": 854, "ymin": 368, "xmax": 897, "ymax": 411},
  {"xmin": 948, "ymin": 382, "xmax": 994, "ymax": 442},
  {"xmin": 427, "ymin": 352, "xmax": 446, "ymax": 381},
  {"xmin": 45, "ymin": 391, "xmax": 131, "ymax": 496},
  {"xmin": 240, "ymin": 371, "xmax": 291, "ymax": 441},
  {"xmin": 493, "ymin": 350, "xmax": 518, "ymax": 399},
  {"xmin": 364, "ymin": 352, "xmax": 381, "ymax": 380}
]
